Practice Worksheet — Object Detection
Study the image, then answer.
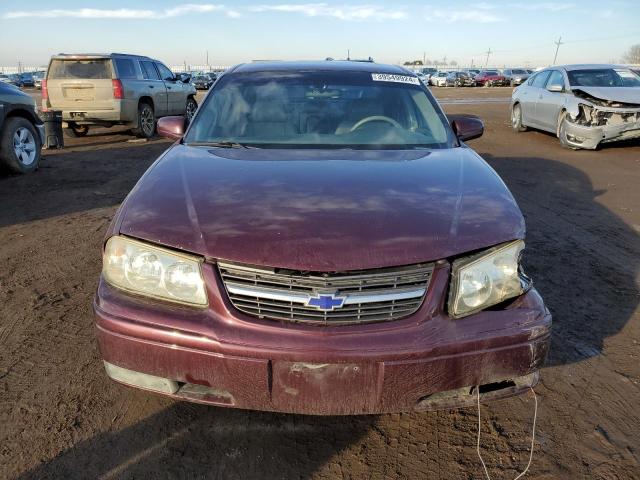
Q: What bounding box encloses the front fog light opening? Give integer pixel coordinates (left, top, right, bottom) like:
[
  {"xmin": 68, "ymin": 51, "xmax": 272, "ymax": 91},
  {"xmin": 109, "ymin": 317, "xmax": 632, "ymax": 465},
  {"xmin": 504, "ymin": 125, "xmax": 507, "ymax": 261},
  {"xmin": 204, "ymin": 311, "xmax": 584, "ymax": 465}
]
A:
[{"xmin": 104, "ymin": 361, "xmax": 179, "ymax": 394}]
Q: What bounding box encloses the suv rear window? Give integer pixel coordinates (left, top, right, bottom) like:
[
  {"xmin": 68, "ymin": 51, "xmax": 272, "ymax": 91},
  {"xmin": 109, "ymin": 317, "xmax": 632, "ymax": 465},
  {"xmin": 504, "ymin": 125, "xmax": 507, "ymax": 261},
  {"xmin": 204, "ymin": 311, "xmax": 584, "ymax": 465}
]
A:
[
  {"xmin": 48, "ymin": 59, "xmax": 112, "ymax": 79},
  {"xmin": 114, "ymin": 59, "xmax": 137, "ymax": 79}
]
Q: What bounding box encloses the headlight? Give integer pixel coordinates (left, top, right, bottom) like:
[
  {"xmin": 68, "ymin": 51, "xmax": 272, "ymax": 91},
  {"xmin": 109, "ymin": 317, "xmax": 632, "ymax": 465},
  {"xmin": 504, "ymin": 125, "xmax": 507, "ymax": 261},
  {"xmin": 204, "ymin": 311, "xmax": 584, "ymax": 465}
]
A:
[
  {"xmin": 448, "ymin": 240, "xmax": 525, "ymax": 318},
  {"xmin": 102, "ymin": 236, "xmax": 208, "ymax": 306}
]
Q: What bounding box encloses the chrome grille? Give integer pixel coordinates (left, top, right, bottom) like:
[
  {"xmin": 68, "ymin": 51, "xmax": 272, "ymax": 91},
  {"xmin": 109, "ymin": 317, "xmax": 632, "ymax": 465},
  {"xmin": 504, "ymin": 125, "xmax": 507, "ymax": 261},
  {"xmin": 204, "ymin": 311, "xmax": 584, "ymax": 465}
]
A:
[{"xmin": 218, "ymin": 261, "xmax": 433, "ymax": 325}]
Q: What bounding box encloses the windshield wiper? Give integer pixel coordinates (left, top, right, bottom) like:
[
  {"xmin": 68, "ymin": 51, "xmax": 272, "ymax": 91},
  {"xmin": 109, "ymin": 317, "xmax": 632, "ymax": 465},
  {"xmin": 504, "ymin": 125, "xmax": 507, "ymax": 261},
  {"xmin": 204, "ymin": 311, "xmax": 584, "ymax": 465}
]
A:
[{"xmin": 189, "ymin": 141, "xmax": 257, "ymax": 149}]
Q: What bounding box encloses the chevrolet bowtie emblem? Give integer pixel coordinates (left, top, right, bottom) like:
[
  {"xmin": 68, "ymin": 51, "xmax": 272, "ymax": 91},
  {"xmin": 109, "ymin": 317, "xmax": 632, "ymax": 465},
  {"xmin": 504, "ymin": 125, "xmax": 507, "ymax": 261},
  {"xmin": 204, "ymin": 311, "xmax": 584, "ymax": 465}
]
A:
[{"xmin": 306, "ymin": 292, "xmax": 346, "ymax": 311}]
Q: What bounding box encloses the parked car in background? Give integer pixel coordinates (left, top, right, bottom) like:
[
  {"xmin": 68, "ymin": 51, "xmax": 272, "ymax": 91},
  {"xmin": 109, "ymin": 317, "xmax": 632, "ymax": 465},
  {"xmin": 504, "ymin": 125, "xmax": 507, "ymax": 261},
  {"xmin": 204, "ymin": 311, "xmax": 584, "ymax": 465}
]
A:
[
  {"xmin": 420, "ymin": 67, "xmax": 437, "ymax": 83},
  {"xmin": 475, "ymin": 70, "xmax": 508, "ymax": 86},
  {"xmin": 0, "ymin": 74, "xmax": 19, "ymax": 86},
  {"xmin": 18, "ymin": 73, "xmax": 35, "ymax": 88},
  {"xmin": 42, "ymin": 53, "xmax": 198, "ymax": 138},
  {"xmin": 511, "ymin": 64, "xmax": 640, "ymax": 150},
  {"xmin": 32, "ymin": 71, "xmax": 45, "ymax": 89},
  {"xmin": 445, "ymin": 71, "xmax": 475, "ymax": 87},
  {"xmin": 466, "ymin": 69, "xmax": 480, "ymax": 78},
  {"xmin": 0, "ymin": 82, "xmax": 44, "ymax": 173},
  {"xmin": 192, "ymin": 75, "xmax": 214, "ymax": 90},
  {"xmin": 430, "ymin": 71, "xmax": 448, "ymax": 87},
  {"xmin": 206, "ymin": 72, "xmax": 218, "ymax": 82},
  {"xmin": 416, "ymin": 72, "xmax": 429, "ymax": 83},
  {"xmin": 95, "ymin": 60, "xmax": 550, "ymax": 415},
  {"xmin": 502, "ymin": 68, "xmax": 530, "ymax": 86}
]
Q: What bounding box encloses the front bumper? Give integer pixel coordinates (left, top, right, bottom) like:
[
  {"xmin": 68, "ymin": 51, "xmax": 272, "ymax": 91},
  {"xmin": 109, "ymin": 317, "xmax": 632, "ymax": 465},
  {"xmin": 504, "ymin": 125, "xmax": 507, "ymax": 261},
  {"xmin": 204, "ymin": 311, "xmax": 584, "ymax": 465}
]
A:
[
  {"xmin": 564, "ymin": 119, "xmax": 640, "ymax": 149},
  {"xmin": 94, "ymin": 264, "xmax": 551, "ymax": 415}
]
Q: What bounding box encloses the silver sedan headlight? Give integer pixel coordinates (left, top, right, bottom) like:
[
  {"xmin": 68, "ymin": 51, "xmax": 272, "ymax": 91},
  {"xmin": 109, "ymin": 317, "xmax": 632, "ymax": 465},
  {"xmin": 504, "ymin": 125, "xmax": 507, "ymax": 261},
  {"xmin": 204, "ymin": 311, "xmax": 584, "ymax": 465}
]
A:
[
  {"xmin": 103, "ymin": 236, "xmax": 208, "ymax": 306},
  {"xmin": 448, "ymin": 240, "xmax": 525, "ymax": 318}
]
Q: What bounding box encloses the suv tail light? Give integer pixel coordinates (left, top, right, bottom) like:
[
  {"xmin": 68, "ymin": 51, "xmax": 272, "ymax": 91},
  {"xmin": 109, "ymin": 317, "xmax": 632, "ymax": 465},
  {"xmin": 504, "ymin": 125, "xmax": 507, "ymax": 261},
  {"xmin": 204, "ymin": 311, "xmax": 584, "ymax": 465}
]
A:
[
  {"xmin": 41, "ymin": 80, "xmax": 48, "ymax": 100},
  {"xmin": 112, "ymin": 79, "xmax": 124, "ymax": 99}
]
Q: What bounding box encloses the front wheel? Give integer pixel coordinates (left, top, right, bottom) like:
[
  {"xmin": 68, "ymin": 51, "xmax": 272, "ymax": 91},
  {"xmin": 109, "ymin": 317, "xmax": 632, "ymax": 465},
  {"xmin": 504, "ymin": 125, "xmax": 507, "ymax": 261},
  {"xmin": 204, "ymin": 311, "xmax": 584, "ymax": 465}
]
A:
[
  {"xmin": 185, "ymin": 97, "xmax": 198, "ymax": 123},
  {"xmin": 511, "ymin": 104, "xmax": 527, "ymax": 132},
  {"xmin": 132, "ymin": 102, "xmax": 156, "ymax": 139},
  {"xmin": 0, "ymin": 117, "xmax": 41, "ymax": 174}
]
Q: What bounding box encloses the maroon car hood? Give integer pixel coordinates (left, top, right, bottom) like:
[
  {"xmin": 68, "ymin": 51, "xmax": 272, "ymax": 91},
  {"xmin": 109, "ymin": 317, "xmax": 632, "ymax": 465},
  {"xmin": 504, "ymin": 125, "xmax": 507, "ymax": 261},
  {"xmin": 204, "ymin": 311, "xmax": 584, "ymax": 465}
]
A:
[{"xmin": 117, "ymin": 145, "xmax": 524, "ymax": 271}]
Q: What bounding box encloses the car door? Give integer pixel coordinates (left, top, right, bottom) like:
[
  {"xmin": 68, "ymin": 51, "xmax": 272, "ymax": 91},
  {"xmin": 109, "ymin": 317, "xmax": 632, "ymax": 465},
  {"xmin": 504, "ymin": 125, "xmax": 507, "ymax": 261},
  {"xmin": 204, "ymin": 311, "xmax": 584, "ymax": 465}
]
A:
[
  {"xmin": 140, "ymin": 60, "xmax": 168, "ymax": 116},
  {"xmin": 535, "ymin": 70, "xmax": 567, "ymax": 132},
  {"xmin": 520, "ymin": 71, "xmax": 551, "ymax": 128},
  {"xmin": 155, "ymin": 62, "xmax": 185, "ymax": 115}
]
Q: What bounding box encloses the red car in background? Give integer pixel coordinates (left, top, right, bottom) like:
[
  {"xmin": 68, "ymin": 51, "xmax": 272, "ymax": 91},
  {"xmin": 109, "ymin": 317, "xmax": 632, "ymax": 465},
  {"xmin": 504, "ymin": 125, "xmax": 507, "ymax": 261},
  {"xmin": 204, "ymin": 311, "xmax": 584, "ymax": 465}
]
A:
[
  {"xmin": 94, "ymin": 61, "xmax": 551, "ymax": 415},
  {"xmin": 475, "ymin": 70, "xmax": 509, "ymax": 86}
]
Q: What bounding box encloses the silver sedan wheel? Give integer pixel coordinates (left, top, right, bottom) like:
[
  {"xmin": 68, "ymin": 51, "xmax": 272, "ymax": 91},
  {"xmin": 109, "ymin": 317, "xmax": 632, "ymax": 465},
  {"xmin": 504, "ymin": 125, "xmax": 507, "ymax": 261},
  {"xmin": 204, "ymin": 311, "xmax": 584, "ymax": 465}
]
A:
[{"xmin": 13, "ymin": 127, "xmax": 37, "ymax": 166}]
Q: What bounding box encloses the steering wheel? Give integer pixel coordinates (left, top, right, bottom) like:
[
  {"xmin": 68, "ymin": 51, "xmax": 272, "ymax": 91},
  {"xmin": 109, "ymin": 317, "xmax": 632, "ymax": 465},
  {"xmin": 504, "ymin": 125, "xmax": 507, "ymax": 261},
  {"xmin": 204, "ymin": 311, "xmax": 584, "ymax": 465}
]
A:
[{"xmin": 350, "ymin": 115, "xmax": 402, "ymax": 132}]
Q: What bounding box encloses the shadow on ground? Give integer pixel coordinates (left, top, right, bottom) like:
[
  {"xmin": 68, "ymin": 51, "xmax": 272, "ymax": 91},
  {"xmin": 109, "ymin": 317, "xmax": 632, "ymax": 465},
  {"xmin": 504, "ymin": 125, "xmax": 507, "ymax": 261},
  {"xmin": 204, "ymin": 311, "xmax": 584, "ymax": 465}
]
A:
[
  {"xmin": 17, "ymin": 402, "xmax": 376, "ymax": 480},
  {"xmin": 0, "ymin": 141, "xmax": 169, "ymax": 228},
  {"xmin": 482, "ymin": 153, "xmax": 639, "ymax": 368}
]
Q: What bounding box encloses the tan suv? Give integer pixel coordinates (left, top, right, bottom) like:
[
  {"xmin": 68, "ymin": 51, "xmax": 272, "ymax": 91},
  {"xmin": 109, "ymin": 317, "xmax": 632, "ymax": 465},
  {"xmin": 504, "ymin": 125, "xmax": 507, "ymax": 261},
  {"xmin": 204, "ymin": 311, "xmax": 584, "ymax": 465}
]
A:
[{"xmin": 42, "ymin": 53, "xmax": 198, "ymax": 138}]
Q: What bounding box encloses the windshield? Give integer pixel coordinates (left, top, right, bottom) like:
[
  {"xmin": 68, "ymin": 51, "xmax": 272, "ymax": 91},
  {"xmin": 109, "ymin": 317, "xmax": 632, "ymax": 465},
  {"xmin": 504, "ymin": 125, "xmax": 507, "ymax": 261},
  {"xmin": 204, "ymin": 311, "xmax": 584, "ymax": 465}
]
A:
[
  {"xmin": 567, "ymin": 68, "xmax": 640, "ymax": 87},
  {"xmin": 194, "ymin": 76, "xmax": 208, "ymax": 81},
  {"xmin": 511, "ymin": 69, "xmax": 527, "ymax": 74},
  {"xmin": 484, "ymin": 71, "xmax": 499, "ymax": 76},
  {"xmin": 185, "ymin": 71, "xmax": 455, "ymax": 149}
]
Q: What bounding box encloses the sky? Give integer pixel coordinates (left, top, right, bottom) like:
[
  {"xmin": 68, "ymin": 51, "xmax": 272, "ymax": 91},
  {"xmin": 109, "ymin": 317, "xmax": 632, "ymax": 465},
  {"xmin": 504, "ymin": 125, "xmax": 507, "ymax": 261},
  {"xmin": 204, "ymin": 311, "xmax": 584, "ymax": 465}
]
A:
[{"xmin": 1, "ymin": 0, "xmax": 639, "ymax": 69}]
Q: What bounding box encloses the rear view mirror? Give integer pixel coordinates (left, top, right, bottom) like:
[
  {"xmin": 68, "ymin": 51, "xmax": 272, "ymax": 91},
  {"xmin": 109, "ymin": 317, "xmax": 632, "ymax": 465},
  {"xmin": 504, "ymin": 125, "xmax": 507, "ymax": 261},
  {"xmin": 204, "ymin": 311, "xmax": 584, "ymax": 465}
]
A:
[
  {"xmin": 157, "ymin": 116, "xmax": 186, "ymax": 140},
  {"xmin": 449, "ymin": 115, "xmax": 484, "ymax": 142},
  {"xmin": 547, "ymin": 84, "xmax": 563, "ymax": 92}
]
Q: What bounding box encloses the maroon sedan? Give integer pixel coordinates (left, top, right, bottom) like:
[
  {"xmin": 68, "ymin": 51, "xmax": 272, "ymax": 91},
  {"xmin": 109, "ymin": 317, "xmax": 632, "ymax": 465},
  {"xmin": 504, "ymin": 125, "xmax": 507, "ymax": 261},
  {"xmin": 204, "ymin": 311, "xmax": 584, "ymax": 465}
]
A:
[
  {"xmin": 475, "ymin": 70, "xmax": 508, "ymax": 87},
  {"xmin": 95, "ymin": 61, "xmax": 551, "ymax": 415}
]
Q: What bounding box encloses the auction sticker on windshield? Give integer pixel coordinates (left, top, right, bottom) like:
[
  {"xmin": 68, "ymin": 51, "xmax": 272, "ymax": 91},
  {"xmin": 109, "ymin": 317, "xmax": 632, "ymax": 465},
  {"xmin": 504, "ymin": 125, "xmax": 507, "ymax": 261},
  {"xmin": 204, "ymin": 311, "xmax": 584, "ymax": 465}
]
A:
[{"xmin": 371, "ymin": 73, "xmax": 420, "ymax": 85}]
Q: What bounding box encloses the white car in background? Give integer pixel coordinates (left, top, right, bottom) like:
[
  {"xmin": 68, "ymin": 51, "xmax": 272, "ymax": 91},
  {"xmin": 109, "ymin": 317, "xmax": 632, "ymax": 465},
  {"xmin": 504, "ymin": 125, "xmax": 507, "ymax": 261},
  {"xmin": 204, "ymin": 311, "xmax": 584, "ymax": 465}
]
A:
[{"xmin": 430, "ymin": 71, "xmax": 448, "ymax": 87}]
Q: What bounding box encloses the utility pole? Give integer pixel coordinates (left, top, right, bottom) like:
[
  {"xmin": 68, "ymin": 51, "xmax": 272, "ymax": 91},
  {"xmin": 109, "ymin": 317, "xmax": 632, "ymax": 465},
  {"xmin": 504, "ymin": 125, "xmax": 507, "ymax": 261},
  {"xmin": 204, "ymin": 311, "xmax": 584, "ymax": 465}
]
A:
[
  {"xmin": 484, "ymin": 48, "xmax": 492, "ymax": 68},
  {"xmin": 423, "ymin": 52, "xmax": 426, "ymax": 65},
  {"xmin": 347, "ymin": 49, "xmax": 350, "ymax": 60},
  {"xmin": 206, "ymin": 50, "xmax": 209, "ymax": 67},
  {"xmin": 553, "ymin": 36, "xmax": 563, "ymax": 65}
]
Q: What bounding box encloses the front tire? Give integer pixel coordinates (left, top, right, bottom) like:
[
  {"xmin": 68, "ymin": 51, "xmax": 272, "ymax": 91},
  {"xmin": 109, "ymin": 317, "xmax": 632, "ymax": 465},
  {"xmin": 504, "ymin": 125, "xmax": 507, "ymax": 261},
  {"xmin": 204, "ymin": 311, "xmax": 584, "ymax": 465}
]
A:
[
  {"xmin": 0, "ymin": 117, "xmax": 41, "ymax": 174},
  {"xmin": 511, "ymin": 104, "xmax": 527, "ymax": 132},
  {"xmin": 185, "ymin": 97, "xmax": 198, "ymax": 124},
  {"xmin": 132, "ymin": 102, "xmax": 155, "ymax": 139}
]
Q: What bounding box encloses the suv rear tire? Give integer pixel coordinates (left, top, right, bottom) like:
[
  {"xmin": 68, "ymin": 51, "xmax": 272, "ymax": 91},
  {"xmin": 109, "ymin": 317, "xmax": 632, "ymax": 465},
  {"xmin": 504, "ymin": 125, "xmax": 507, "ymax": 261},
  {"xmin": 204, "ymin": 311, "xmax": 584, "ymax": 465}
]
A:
[
  {"xmin": 0, "ymin": 117, "xmax": 41, "ymax": 174},
  {"xmin": 132, "ymin": 102, "xmax": 155, "ymax": 138},
  {"xmin": 65, "ymin": 122, "xmax": 89, "ymax": 137}
]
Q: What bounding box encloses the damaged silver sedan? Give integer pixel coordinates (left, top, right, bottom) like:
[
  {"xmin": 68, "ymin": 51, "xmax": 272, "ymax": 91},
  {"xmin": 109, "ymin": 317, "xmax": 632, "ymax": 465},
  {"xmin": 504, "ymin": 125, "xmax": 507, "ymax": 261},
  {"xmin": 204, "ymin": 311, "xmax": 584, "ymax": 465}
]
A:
[{"xmin": 511, "ymin": 64, "xmax": 640, "ymax": 149}]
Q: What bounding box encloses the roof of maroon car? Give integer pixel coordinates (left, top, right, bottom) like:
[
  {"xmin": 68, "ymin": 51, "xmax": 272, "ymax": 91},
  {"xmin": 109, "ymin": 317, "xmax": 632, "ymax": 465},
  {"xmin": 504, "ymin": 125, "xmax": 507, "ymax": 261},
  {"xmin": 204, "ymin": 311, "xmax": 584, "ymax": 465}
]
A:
[{"xmin": 231, "ymin": 60, "xmax": 413, "ymax": 75}]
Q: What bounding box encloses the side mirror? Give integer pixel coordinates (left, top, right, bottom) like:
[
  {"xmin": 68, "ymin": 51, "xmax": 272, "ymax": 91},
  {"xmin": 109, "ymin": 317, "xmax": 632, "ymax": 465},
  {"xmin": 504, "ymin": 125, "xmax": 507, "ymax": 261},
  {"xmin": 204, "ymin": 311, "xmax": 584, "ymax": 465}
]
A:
[
  {"xmin": 449, "ymin": 114, "xmax": 484, "ymax": 142},
  {"xmin": 157, "ymin": 116, "xmax": 186, "ymax": 140},
  {"xmin": 547, "ymin": 84, "xmax": 563, "ymax": 92}
]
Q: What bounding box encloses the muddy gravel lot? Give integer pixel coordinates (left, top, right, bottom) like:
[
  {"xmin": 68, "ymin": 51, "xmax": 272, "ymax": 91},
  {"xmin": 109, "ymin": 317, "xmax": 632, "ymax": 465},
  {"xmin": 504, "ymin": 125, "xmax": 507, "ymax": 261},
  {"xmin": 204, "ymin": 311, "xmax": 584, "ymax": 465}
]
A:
[{"xmin": 1, "ymin": 87, "xmax": 639, "ymax": 479}]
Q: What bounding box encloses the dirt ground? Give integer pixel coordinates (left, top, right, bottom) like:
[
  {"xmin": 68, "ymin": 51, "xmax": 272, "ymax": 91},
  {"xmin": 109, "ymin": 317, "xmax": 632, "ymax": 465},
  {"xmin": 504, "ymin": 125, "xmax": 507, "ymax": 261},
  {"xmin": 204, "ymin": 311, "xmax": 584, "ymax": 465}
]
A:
[{"xmin": 1, "ymin": 87, "xmax": 639, "ymax": 479}]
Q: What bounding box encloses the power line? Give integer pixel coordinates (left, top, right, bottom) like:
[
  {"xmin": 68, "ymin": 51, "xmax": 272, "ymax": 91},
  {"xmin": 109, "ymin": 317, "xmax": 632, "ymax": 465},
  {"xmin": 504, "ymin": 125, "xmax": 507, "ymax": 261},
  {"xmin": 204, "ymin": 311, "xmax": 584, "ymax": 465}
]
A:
[{"xmin": 552, "ymin": 36, "xmax": 563, "ymax": 65}]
